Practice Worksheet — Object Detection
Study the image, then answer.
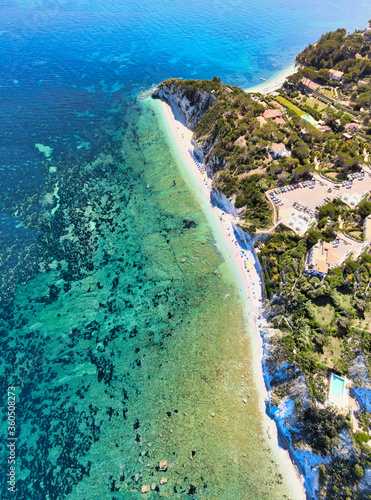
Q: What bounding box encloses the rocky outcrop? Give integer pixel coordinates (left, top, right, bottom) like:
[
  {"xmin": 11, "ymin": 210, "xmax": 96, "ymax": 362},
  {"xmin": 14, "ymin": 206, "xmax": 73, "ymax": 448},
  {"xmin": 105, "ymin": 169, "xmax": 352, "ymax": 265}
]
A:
[
  {"xmin": 152, "ymin": 82, "xmax": 216, "ymax": 130},
  {"xmin": 210, "ymin": 189, "xmax": 238, "ymax": 216},
  {"xmin": 349, "ymin": 351, "xmax": 370, "ymax": 385},
  {"xmin": 261, "ymin": 330, "xmax": 324, "ymax": 499},
  {"xmin": 152, "ymin": 80, "xmax": 225, "ymax": 180}
]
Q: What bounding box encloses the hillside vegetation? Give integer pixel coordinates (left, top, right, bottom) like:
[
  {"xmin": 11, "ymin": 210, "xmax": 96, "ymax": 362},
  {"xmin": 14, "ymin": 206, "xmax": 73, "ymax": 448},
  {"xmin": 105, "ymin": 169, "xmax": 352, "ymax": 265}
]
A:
[{"xmin": 154, "ymin": 24, "xmax": 371, "ymax": 498}]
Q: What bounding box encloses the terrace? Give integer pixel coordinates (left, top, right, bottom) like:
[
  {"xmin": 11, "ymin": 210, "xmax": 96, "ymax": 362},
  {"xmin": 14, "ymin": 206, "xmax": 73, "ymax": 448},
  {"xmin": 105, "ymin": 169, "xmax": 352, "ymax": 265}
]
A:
[{"xmin": 306, "ymin": 236, "xmax": 368, "ymax": 275}]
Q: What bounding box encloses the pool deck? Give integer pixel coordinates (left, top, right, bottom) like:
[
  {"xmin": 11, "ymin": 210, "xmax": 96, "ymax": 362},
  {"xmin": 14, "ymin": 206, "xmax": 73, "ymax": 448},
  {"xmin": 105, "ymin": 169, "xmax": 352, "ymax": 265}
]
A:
[{"xmin": 328, "ymin": 373, "xmax": 350, "ymax": 409}]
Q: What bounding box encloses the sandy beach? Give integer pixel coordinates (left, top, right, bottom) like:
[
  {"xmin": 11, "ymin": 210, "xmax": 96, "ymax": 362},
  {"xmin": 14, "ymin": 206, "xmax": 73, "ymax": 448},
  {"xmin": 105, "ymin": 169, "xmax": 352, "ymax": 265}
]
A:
[
  {"xmin": 245, "ymin": 63, "xmax": 298, "ymax": 94},
  {"xmin": 153, "ymin": 94, "xmax": 306, "ymax": 498}
]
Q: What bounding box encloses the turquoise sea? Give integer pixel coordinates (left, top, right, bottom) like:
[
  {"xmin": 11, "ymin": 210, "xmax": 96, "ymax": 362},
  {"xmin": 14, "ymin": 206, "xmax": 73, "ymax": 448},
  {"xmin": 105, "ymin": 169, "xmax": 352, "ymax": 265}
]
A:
[{"xmin": 0, "ymin": 1, "xmax": 370, "ymax": 498}]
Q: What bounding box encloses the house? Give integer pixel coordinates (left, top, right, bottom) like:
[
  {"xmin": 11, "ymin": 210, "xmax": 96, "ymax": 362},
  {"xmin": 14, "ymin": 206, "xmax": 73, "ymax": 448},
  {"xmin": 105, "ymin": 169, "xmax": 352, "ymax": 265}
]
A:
[
  {"xmin": 257, "ymin": 116, "xmax": 267, "ymax": 127},
  {"xmin": 343, "ymin": 133, "xmax": 352, "ymax": 140},
  {"xmin": 263, "ymin": 109, "xmax": 282, "ymax": 119},
  {"xmin": 273, "ymin": 117, "xmax": 286, "ymax": 125},
  {"xmin": 268, "ymin": 143, "xmax": 290, "ymax": 159},
  {"xmin": 317, "ymin": 125, "xmax": 332, "ymax": 133},
  {"xmin": 301, "ymin": 78, "xmax": 321, "ymax": 92},
  {"xmin": 358, "ymin": 79, "xmax": 368, "ymax": 86},
  {"xmin": 345, "ymin": 122, "xmax": 362, "ymax": 133},
  {"xmin": 270, "ymin": 100, "xmax": 283, "ymax": 109},
  {"xmin": 363, "ymin": 27, "xmax": 371, "ymax": 41},
  {"xmin": 329, "ymin": 69, "xmax": 344, "ymax": 82},
  {"xmin": 306, "ymin": 240, "xmax": 346, "ymax": 274},
  {"xmin": 306, "ymin": 236, "xmax": 369, "ymax": 275}
]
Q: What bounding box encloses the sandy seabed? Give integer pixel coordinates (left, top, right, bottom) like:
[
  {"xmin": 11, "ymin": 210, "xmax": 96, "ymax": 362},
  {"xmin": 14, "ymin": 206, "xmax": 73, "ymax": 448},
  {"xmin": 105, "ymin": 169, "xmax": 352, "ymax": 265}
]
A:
[{"xmin": 151, "ymin": 94, "xmax": 306, "ymax": 498}]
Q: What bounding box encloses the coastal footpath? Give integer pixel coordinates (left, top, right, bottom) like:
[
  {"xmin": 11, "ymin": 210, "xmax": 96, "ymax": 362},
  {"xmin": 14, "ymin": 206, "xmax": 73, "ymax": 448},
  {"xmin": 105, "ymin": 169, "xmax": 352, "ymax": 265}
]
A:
[{"xmin": 152, "ymin": 23, "xmax": 371, "ymax": 500}]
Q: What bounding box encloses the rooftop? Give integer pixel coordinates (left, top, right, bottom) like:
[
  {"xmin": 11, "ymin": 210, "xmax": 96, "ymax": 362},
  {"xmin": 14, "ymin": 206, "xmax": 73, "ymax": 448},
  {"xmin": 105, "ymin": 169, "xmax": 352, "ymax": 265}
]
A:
[
  {"xmin": 345, "ymin": 122, "xmax": 361, "ymax": 132},
  {"xmin": 269, "ymin": 142, "xmax": 286, "ymax": 154},
  {"xmin": 273, "ymin": 117, "xmax": 286, "ymax": 125},
  {"xmin": 317, "ymin": 125, "xmax": 332, "ymax": 133},
  {"xmin": 301, "ymin": 77, "xmax": 320, "ymax": 90},
  {"xmin": 257, "ymin": 116, "xmax": 267, "ymax": 126},
  {"xmin": 263, "ymin": 109, "xmax": 282, "ymax": 119},
  {"xmin": 329, "ymin": 69, "xmax": 344, "ymax": 79},
  {"xmin": 270, "ymin": 100, "xmax": 283, "ymax": 109},
  {"xmin": 308, "ymin": 240, "xmax": 342, "ymax": 274}
]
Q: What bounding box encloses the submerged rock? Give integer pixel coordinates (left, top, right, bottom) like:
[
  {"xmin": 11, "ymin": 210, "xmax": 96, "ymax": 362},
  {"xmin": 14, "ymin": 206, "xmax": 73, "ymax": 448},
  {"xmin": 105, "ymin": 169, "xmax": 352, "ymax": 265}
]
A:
[
  {"xmin": 160, "ymin": 477, "xmax": 168, "ymax": 485},
  {"xmin": 159, "ymin": 460, "xmax": 168, "ymax": 471}
]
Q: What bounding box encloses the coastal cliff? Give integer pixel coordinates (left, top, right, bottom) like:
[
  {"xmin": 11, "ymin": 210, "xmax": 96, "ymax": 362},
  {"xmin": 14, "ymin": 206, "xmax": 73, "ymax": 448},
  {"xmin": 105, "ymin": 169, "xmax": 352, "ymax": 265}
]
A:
[
  {"xmin": 152, "ymin": 80, "xmax": 216, "ymax": 130},
  {"xmin": 152, "ymin": 74, "xmax": 371, "ymax": 499}
]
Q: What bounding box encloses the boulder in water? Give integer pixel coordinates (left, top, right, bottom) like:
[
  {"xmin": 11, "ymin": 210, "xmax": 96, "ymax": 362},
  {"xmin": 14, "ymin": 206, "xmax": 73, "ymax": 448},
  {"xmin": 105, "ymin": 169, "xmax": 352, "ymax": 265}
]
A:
[{"xmin": 159, "ymin": 460, "xmax": 168, "ymax": 471}]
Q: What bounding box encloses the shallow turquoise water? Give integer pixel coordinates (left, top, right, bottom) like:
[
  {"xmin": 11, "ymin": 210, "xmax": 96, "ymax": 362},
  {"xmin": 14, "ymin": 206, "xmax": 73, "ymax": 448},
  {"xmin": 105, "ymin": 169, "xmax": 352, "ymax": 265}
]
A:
[{"xmin": 0, "ymin": 98, "xmax": 299, "ymax": 499}]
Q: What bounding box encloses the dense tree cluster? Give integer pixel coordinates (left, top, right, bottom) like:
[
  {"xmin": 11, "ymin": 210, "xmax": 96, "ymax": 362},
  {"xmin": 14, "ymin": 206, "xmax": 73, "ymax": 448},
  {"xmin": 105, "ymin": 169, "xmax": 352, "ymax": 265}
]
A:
[{"xmin": 296, "ymin": 28, "xmax": 371, "ymax": 114}]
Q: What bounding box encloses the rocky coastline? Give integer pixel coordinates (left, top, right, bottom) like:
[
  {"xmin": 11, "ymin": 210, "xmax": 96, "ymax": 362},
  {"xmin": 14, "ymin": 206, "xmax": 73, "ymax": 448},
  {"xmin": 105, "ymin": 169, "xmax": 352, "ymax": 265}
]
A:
[{"xmin": 152, "ymin": 77, "xmax": 371, "ymax": 499}]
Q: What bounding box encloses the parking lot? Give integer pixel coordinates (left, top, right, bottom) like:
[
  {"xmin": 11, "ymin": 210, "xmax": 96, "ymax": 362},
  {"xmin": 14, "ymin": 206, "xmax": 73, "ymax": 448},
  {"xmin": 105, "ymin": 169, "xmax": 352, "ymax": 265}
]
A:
[{"xmin": 266, "ymin": 171, "xmax": 371, "ymax": 236}]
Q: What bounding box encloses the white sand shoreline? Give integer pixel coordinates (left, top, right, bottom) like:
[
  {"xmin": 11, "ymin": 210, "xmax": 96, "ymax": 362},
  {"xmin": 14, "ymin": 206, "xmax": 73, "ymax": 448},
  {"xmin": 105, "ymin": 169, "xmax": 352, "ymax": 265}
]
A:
[
  {"xmin": 151, "ymin": 94, "xmax": 306, "ymax": 498},
  {"xmin": 245, "ymin": 63, "xmax": 298, "ymax": 94}
]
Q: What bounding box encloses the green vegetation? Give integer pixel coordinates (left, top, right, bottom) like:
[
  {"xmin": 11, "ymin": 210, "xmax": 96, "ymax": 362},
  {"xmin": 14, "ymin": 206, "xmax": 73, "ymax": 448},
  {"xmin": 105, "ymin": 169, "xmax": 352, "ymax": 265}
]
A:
[
  {"xmin": 276, "ymin": 96, "xmax": 305, "ymax": 116},
  {"xmin": 319, "ymin": 457, "xmax": 369, "ymax": 499},
  {"xmin": 258, "ymin": 226, "xmax": 371, "ymax": 377},
  {"xmin": 302, "ymin": 407, "xmax": 349, "ymax": 455},
  {"xmin": 156, "ymin": 25, "xmax": 371, "ymax": 497},
  {"xmin": 294, "ymin": 27, "xmax": 371, "ymax": 123},
  {"xmin": 304, "ymin": 96, "xmax": 328, "ymax": 112}
]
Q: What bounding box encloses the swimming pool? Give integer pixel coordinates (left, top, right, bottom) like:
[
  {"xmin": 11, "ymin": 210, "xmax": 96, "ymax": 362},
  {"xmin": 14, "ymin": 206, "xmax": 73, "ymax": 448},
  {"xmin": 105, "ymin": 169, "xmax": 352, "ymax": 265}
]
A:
[
  {"xmin": 301, "ymin": 114, "xmax": 316, "ymax": 125},
  {"xmin": 330, "ymin": 374, "xmax": 345, "ymax": 398}
]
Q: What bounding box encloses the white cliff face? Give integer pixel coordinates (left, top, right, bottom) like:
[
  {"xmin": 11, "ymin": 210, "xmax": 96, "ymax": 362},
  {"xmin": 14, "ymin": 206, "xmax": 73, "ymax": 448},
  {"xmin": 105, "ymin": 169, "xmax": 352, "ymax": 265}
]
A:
[
  {"xmin": 210, "ymin": 189, "xmax": 238, "ymax": 216},
  {"xmin": 152, "ymin": 83, "xmax": 216, "ymax": 130}
]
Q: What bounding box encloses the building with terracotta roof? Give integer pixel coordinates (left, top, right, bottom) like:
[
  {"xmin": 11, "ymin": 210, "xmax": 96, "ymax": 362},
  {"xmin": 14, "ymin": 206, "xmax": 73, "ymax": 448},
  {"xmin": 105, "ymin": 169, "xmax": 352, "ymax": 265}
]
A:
[
  {"xmin": 317, "ymin": 125, "xmax": 332, "ymax": 133},
  {"xmin": 273, "ymin": 117, "xmax": 286, "ymax": 125},
  {"xmin": 270, "ymin": 100, "xmax": 283, "ymax": 109},
  {"xmin": 263, "ymin": 109, "xmax": 282, "ymax": 119},
  {"xmin": 268, "ymin": 143, "xmax": 290, "ymax": 158},
  {"xmin": 329, "ymin": 69, "xmax": 344, "ymax": 81},
  {"xmin": 306, "ymin": 235, "xmax": 370, "ymax": 275},
  {"xmin": 306, "ymin": 240, "xmax": 349, "ymax": 274},
  {"xmin": 257, "ymin": 116, "xmax": 267, "ymax": 127},
  {"xmin": 301, "ymin": 78, "xmax": 321, "ymax": 91},
  {"xmin": 345, "ymin": 122, "xmax": 362, "ymax": 133}
]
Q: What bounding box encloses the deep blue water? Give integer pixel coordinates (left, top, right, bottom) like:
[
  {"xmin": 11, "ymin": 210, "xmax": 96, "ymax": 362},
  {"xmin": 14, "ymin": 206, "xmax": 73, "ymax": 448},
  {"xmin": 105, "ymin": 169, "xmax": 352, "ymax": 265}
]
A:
[
  {"xmin": 0, "ymin": 0, "xmax": 369, "ymax": 210},
  {"xmin": 0, "ymin": 1, "xmax": 370, "ymax": 498}
]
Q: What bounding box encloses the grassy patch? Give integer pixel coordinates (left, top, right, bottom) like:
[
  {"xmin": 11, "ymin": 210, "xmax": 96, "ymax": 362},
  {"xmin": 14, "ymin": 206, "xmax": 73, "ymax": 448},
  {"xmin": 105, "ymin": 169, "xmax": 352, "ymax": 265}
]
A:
[
  {"xmin": 318, "ymin": 87, "xmax": 336, "ymax": 99},
  {"xmin": 320, "ymin": 337, "xmax": 343, "ymax": 367},
  {"xmin": 304, "ymin": 97, "xmax": 328, "ymax": 112},
  {"xmin": 276, "ymin": 96, "xmax": 305, "ymax": 117},
  {"xmin": 312, "ymin": 304, "xmax": 335, "ymax": 328},
  {"xmin": 326, "ymin": 171, "xmax": 342, "ymax": 180}
]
